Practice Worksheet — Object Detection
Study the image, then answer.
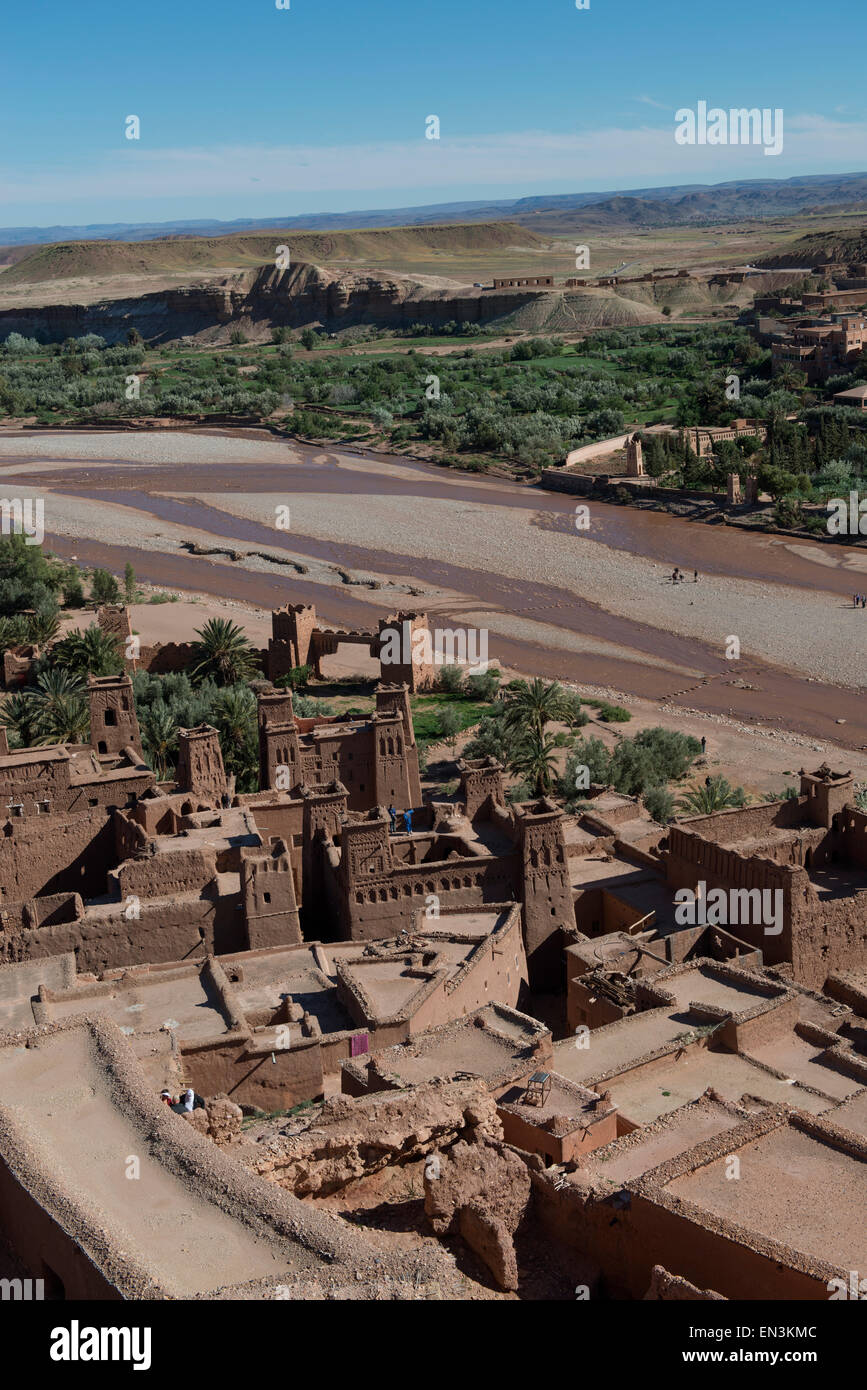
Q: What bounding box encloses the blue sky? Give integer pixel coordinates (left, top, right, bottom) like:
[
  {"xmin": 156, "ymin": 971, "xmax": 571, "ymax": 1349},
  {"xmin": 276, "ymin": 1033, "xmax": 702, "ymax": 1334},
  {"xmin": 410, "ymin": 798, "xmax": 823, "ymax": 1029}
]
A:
[{"xmin": 2, "ymin": 0, "xmax": 866, "ymax": 226}]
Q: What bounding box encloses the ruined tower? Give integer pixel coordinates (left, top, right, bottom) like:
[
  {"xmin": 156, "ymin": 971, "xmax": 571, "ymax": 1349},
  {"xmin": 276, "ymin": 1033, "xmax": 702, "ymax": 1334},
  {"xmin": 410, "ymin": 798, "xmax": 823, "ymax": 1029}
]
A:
[
  {"xmin": 96, "ymin": 604, "xmax": 134, "ymax": 665},
  {"xmin": 241, "ymin": 837, "xmax": 302, "ymax": 948},
  {"xmin": 257, "ymin": 688, "xmax": 301, "ymax": 791},
  {"xmin": 268, "ymin": 605, "xmax": 318, "ymax": 682},
  {"xmin": 175, "ymin": 725, "xmax": 228, "ymax": 803},
  {"xmin": 458, "ymin": 757, "xmax": 505, "ymax": 821},
  {"xmin": 515, "ymin": 797, "xmax": 575, "ymax": 990},
  {"xmin": 88, "ymin": 674, "xmax": 143, "ymax": 759},
  {"xmin": 376, "ymin": 613, "xmax": 437, "ymax": 692},
  {"xmin": 375, "ymin": 684, "xmax": 422, "ymax": 804},
  {"xmin": 340, "ymin": 809, "xmax": 393, "ymax": 887},
  {"xmin": 799, "ymin": 765, "xmax": 855, "ymax": 829},
  {"xmin": 625, "ymin": 433, "xmax": 645, "ymax": 477}
]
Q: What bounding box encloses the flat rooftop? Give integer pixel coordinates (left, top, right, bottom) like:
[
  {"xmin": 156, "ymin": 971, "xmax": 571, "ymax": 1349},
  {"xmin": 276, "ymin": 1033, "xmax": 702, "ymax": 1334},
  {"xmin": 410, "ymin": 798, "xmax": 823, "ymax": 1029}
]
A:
[
  {"xmin": 826, "ymin": 1088, "xmax": 867, "ymax": 1138},
  {"xmin": 741, "ymin": 1033, "xmax": 862, "ymax": 1101},
  {"xmin": 580, "ymin": 1097, "xmax": 742, "ymax": 1186},
  {"xmin": 42, "ymin": 968, "xmax": 231, "ymax": 1042},
  {"xmin": 367, "ymin": 1005, "xmax": 547, "ymax": 1089},
  {"xmin": 665, "ymin": 1122, "xmax": 867, "ymax": 1272},
  {"xmin": 599, "ymin": 1047, "xmax": 833, "ymax": 1126},
  {"xmin": 0, "ymin": 1028, "xmax": 293, "ymax": 1296}
]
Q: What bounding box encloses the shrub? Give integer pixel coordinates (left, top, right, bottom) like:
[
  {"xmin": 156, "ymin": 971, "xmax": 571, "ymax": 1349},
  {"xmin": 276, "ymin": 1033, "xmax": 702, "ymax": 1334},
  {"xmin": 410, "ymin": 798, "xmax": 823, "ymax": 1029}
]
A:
[
  {"xmin": 597, "ymin": 702, "xmax": 631, "ymax": 722},
  {"xmin": 465, "ymin": 668, "xmax": 501, "ymax": 702},
  {"xmin": 275, "ymin": 664, "xmax": 312, "ymax": 690},
  {"xmin": 435, "ymin": 704, "xmax": 462, "ymax": 750},
  {"xmin": 438, "ymin": 664, "xmax": 465, "ymax": 695},
  {"xmin": 91, "ymin": 568, "xmax": 120, "ymax": 604},
  {"xmin": 643, "ymin": 785, "xmax": 676, "ymax": 824}
]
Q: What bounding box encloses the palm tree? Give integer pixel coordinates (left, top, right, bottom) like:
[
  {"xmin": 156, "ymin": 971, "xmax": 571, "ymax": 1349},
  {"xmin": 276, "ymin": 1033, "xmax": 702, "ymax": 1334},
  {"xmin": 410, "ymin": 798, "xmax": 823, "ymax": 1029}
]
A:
[
  {"xmin": 510, "ymin": 729, "xmax": 559, "ymax": 797},
  {"xmin": 26, "ymin": 608, "xmax": 61, "ymax": 648},
  {"xmin": 211, "ymin": 684, "xmax": 258, "ymax": 788},
  {"xmin": 212, "ymin": 684, "xmax": 255, "ymax": 752},
  {"xmin": 1, "ymin": 690, "xmax": 39, "ymax": 746},
  {"xmin": 190, "ymin": 619, "xmax": 259, "ymax": 687},
  {"xmin": 29, "ymin": 669, "xmax": 89, "ymax": 744},
  {"xmin": 0, "ymin": 615, "xmax": 29, "ymax": 652},
  {"xmin": 502, "ymin": 678, "xmax": 567, "ymax": 741},
  {"xmin": 774, "ymin": 363, "xmax": 807, "ymax": 393},
  {"xmin": 51, "ymin": 625, "xmax": 122, "ymax": 678},
  {"xmin": 676, "ymin": 776, "xmax": 746, "ymax": 816},
  {"xmin": 140, "ymin": 703, "xmax": 178, "ymax": 780}
]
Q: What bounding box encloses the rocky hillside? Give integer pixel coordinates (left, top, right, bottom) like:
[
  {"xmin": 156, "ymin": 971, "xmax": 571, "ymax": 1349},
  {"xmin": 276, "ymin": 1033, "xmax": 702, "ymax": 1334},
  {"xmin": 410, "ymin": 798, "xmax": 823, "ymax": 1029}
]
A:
[
  {"xmin": 0, "ymin": 260, "xmax": 669, "ymax": 344},
  {"xmin": 0, "ymin": 220, "xmax": 549, "ymax": 287},
  {"xmin": 755, "ymin": 228, "xmax": 867, "ymax": 268}
]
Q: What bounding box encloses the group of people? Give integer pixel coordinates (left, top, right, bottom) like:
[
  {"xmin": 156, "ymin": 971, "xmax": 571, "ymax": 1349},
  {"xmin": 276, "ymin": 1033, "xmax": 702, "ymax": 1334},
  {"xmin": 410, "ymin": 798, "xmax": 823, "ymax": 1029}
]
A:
[
  {"xmin": 388, "ymin": 805, "xmax": 413, "ymax": 834},
  {"xmin": 671, "ymin": 567, "xmax": 700, "ymax": 584},
  {"xmin": 853, "ymin": 594, "xmax": 867, "ymax": 608},
  {"xmin": 159, "ymin": 1087, "xmax": 205, "ymax": 1114}
]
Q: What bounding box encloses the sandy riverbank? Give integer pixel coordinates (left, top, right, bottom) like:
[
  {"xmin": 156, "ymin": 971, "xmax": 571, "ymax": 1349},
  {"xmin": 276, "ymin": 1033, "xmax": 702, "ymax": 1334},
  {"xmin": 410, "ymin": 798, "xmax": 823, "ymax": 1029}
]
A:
[{"xmin": 0, "ymin": 429, "xmax": 864, "ymax": 753}]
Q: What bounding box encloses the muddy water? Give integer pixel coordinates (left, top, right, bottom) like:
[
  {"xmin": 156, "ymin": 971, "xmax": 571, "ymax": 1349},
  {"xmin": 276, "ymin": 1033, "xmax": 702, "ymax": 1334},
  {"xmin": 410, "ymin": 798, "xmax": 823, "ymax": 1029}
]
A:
[{"xmin": 3, "ymin": 433, "xmax": 867, "ymax": 750}]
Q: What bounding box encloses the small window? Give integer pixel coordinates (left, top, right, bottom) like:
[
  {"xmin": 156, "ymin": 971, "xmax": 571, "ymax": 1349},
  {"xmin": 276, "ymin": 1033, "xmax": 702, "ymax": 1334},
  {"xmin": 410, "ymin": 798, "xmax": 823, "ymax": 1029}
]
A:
[
  {"xmin": 263, "ymin": 891, "xmax": 271, "ymax": 904},
  {"xmin": 104, "ymin": 709, "xmax": 117, "ymax": 726}
]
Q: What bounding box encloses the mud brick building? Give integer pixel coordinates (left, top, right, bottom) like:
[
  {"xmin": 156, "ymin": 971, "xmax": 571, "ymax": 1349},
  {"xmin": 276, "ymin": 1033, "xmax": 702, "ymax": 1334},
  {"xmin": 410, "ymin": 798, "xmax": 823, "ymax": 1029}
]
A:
[
  {"xmin": 662, "ymin": 765, "xmax": 867, "ymax": 988},
  {"xmin": 266, "ymin": 604, "xmax": 438, "ymax": 692},
  {"xmin": 323, "ymin": 759, "xmax": 575, "ymax": 989},
  {"xmin": 256, "ymin": 681, "xmax": 421, "ymax": 811}
]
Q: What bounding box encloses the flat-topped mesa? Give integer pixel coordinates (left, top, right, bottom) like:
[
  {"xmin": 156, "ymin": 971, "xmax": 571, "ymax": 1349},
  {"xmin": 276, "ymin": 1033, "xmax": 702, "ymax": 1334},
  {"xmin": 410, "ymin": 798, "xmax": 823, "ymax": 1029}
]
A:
[
  {"xmin": 88, "ymin": 672, "xmax": 143, "ymax": 759},
  {"xmin": 175, "ymin": 724, "xmax": 228, "ymax": 804}
]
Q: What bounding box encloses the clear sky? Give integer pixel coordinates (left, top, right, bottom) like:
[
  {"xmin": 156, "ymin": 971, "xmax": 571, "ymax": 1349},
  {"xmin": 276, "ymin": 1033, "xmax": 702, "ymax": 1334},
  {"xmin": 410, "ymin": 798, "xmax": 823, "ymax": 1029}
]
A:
[{"xmin": 2, "ymin": 0, "xmax": 866, "ymax": 227}]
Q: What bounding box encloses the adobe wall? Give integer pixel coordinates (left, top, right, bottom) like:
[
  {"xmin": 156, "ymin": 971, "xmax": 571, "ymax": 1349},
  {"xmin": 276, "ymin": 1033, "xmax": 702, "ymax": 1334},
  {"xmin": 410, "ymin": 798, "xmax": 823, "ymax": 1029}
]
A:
[
  {"xmin": 1, "ymin": 870, "xmax": 247, "ymax": 971},
  {"xmin": 500, "ymin": 1105, "xmax": 617, "ymax": 1167},
  {"xmin": 530, "ymin": 1107, "xmax": 839, "ymax": 1300},
  {"xmin": 340, "ymin": 854, "xmax": 519, "ymax": 941},
  {"xmin": 840, "ymin": 806, "xmax": 867, "ymax": 867},
  {"xmin": 421, "ymin": 907, "xmax": 528, "ymax": 1030},
  {"xmin": 568, "ymin": 976, "xmax": 632, "ymax": 1032},
  {"xmin": 627, "ymin": 1191, "xmax": 831, "ymax": 1300},
  {"xmin": 139, "ymin": 641, "xmax": 197, "ymax": 675},
  {"xmin": 0, "ymin": 1148, "xmax": 121, "ymax": 1299},
  {"xmin": 665, "ymin": 826, "xmax": 796, "ymax": 964},
  {"xmin": 673, "ymin": 798, "xmax": 804, "ymax": 848},
  {"xmin": 181, "ymin": 1032, "xmax": 325, "ymax": 1111},
  {"xmin": 0, "ymin": 1015, "xmax": 427, "ymax": 1299},
  {"xmin": 792, "ymin": 887, "xmax": 867, "ymax": 988},
  {"xmin": 0, "ymin": 808, "xmax": 116, "ymax": 904}
]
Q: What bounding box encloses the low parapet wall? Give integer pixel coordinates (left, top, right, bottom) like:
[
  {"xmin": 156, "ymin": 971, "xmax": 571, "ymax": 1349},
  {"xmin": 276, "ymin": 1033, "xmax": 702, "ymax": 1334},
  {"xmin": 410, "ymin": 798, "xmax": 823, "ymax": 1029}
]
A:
[{"xmin": 0, "ymin": 1015, "xmax": 456, "ymax": 1299}]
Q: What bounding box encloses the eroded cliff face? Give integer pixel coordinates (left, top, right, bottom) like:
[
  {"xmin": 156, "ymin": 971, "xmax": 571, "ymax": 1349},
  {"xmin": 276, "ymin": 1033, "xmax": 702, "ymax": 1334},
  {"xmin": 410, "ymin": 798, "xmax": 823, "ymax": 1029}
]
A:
[{"xmin": 0, "ymin": 262, "xmax": 555, "ymax": 344}]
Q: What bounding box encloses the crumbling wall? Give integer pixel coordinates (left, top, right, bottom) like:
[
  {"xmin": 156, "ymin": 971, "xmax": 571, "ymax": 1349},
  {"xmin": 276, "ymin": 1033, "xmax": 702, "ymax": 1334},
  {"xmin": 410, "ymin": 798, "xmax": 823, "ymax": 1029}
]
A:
[{"xmin": 248, "ymin": 1078, "xmax": 501, "ymax": 1196}]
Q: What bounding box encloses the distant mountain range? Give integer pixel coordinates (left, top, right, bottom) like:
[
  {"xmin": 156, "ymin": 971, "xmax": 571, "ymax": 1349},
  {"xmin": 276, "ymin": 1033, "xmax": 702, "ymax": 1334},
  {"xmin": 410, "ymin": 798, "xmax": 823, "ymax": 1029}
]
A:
[{"xmin": 3, "ymin": 172, "xmax": 867, "ymax": 247}]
